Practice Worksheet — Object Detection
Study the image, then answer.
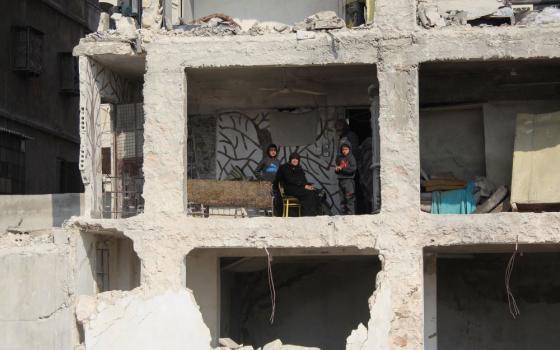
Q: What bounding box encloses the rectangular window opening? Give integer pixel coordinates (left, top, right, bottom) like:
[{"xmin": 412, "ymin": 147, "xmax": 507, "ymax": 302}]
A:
[
  {"xmin": 425, "ymin": 247, "xmax": 560, "ymax": 350},
  {"xmin": 419, "ymin": 59, "xmax": 560, "ymax": 215},
  {"xmin": 186, "ymin": 248, "xmax": 380, "ymax": 349},
  {"xmin": 186, "ymin": 65, "xmax": 380, "ymax": 218}
]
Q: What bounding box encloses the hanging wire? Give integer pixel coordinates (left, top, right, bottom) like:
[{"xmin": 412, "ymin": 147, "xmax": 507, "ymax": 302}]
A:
[
  {"xmin": 264, "ymin": 247, "xmax": 276, "ymax": 324},
  {"xmin": 505, "ymin": 237, "xmax": 521, "ymax": 319}
]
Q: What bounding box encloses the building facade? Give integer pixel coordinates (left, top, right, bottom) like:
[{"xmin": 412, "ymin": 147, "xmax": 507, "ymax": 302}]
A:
[
  {"xmin": 0, "ymin": 0, "xmax": 98, "ymax": 194},
  {"xmin": 3, "ymin": 0, "xmax": 560, "ymax": 349}
]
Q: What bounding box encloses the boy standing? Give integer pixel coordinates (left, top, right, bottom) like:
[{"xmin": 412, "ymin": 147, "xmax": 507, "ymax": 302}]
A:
[{"xmin": 335, "ymin": 143, "xmax": 357, "ymax": 215}]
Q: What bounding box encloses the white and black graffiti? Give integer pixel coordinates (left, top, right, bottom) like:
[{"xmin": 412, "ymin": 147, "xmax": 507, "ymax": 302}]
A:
[
  {"xmin": 78, "ymin": 57, "xmax": 140, "ymax": 217},
  {"xmin": 215, "ymin": 110, "xmax": 341, "ymax": 212}
]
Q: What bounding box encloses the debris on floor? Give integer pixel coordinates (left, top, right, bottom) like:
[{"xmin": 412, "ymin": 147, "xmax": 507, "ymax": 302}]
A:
[
  {"xmin": 192, "ymin": 13, "xmax": 241, "ymax": 28},
  {"xmin": 214, "ymin": 338, "xmax": 320, "ymax": 350},
  {"xmin": 294, "ymin": 11, "xmax": 346, "ymax": 31},
  {"xmin": 421, "ymin": 174, "xmax": 511, "ymax": 214},
  {"xmin": 517, "ymin": 6, "xmax": 560, "ymax": 26},
  {"xmin": 171, "ymin": 10, "xmax": 346, "ymax": 36},
  {"xmin": 418, "ymin": 0, "xmax": 560, "ymax": 28},
  {"xmin": 172, "ymin": 14, "xmax": 242, "ymax": 36}
]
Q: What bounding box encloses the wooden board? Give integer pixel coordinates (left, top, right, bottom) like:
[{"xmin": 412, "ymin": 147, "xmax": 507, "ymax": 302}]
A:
[
  {"xmin": 511, "ymin": 112, "xmax": 560, "ymax": 205},
  {"xmin": 187, "ymin": 179, "xmax": 272, "ymax": 208}
]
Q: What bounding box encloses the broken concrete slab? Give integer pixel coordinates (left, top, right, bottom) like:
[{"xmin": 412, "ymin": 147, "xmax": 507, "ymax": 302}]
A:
[
  {"xmin": 296, "ymin": 30, "xmax": 316, "ymax": 40},
  {"xmin": 424, "ymin": 0, "xmax": 503, "ymax": 20},
  {"xmin": 79, "ymin": 289, "xmax": 212, "ymax": 350},
  {"xmin": 263, "ymin": 339, "xmax": 282, "ymax": 350},
  {"xmin": 219, "ymin": 338, "xmax": 241, "ymax": 349},
  {"xmin": 346, "ymin": 323, "xmax": 368, "ymax": 350},
  {"xmin": 111, "ymin": 13, "xmax": 139, "ymax": 38},
  {"xmin": 281, "ymin": 345, "xmax": 321, "ymax": 350},
  {"xmin": 294, "ymin": 11, "xmax": 345, "ymax": 31},
  {"xmin": 97, "ymin": 12, "xmax": 110, "ymax": 32}
]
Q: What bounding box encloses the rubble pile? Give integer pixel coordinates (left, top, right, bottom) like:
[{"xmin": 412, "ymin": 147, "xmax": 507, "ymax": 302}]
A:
[
  {"xmin": 171, "ymin": 14, "xmax": 242, "ymax": 36},
  {"xmin": 215, "ymin": 338, "xmax": 320, "ymax": 350},
  {"xmin": 518, "ymin": 6, "xmax": 560, "ymax": 26},
  {"xmin": 167, "ymin": 11, "xmax": 345, "ymax": 37},
  {"xmin": 418, "ymin": 0, "xmax": 560, "ymax": 28},
  {"xmin": 294, "ymin": 11, "xmax": 346, "ymax": 31}
]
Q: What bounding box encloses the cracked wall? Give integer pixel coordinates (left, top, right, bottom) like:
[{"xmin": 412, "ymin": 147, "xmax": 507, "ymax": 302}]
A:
[
  {"xmin": 60, "ymin": 1, "xmax": 560, "ymax": 349},
  {"xmin": 0, "ymin": 230, "xmax": 79, "ymax": 350}
]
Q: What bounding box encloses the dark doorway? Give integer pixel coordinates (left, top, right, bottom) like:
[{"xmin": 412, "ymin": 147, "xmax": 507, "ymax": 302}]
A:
[
  {"xmin": 220, "ymin": 255, "xmax": 379, "ymax": 350},
  {"xmin": 346, "ymin": 108, "xmax": 372, "ymax": 214}
]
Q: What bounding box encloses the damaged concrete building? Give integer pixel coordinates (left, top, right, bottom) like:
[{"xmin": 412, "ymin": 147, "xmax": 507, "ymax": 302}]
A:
[{"xmin": 3, "ymin": 0, "xmax": 560, "ymax": 349}]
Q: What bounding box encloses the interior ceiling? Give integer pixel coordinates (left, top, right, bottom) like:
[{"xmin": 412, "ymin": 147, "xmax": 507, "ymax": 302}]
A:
[
  {"xmin": 420, "ymin": 59, "xmax": 560, "ymax": 106},
  {"xmin": 94, "ymin": 53, "xmax": 146, "ymax": 81},
  {"xmin": 426, "ymin": 243, "xmax": 560, "ymax": 254},
  {"xmin": 186, "ymin": 65, "xmax": 377, "ymax": 113}
]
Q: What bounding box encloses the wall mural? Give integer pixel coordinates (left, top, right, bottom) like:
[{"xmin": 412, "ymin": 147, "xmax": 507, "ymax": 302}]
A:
[
  {"xmin": 216, "ymin": 110, "xmax": 341, "ymax": 212},
  {"xmin": 78, "ymin": 57, "xmax": 138, "ymax": 218}
]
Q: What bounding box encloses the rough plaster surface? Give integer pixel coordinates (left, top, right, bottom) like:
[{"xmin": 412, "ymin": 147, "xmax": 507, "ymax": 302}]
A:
[
  {"xmin": 65, "ymin": 2, "xmax": 560, "ymax": 350},
  {"xmin": 0, "ymin": 193, "xmax": 83, "ymax": 233},
  {"xmin": 77, "ymin": 288, "xmax": 212, "ymax": 350},
  {"xmin": 0, "ymin": 229, "xmax": 78, "ymax": 350}
]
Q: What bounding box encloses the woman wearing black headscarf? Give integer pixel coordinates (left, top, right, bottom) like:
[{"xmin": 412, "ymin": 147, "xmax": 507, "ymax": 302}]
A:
[{"xmin": 273, "ymin": 152, "xmax": 320, "ymax": 216}]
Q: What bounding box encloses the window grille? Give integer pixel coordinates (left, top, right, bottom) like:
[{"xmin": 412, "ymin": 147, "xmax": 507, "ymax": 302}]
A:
[
  {"xmin": 12, "ymin": 26, "xmax": 44, "ymax": 76},
  {"xmin": 0, "ymin": 131, "xmax": 26, "ymax": 194},
  {"xmin": 59, "ymin": 52, "xmax": 79, "ymax": 95},
  {"xmin": 95, "ymin": 242, "xmax": 110, "ymax": 292}
]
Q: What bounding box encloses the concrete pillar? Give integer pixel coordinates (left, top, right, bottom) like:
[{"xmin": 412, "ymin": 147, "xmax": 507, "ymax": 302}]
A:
[
  {"xmin": 386, "ymin": 249, "xmax": 424, "ymax": 350},
  {"xmin": 377, "ymin": 65, "xmax": 420, "ymax": 214},
  {"xmin": 373, "ymin": 0, "xmax": 416, "ymax": 31},
  {"xmin": 186, "ymin": 251, "xmax": 220, "ymax": 346},
  {"xmin": 142, "ymin": 62, "xmax": 188, "ymax": 214},
  {"xmin": 424, "ymin": 253, "xmax": 437, "ymax": 350}
]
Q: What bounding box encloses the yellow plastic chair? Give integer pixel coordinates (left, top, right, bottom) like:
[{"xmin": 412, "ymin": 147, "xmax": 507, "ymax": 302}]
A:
[{"xmin": 279, "ymin": 183, "xmax": 302, "ymax": 217}]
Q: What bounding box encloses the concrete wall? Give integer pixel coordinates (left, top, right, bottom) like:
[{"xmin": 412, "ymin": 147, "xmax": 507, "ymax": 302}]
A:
[
  {"xmin": 191, "ymin": 0, "xmax": 343, "ymax": 26},
  {"xmin": 71, "ymin": 4, "xmax": 560, "ymax": 350},
  {"xmin": 107, "ymin": 236, "xmax": 141, "ymax": 291},
  {"xmin": 483, "ymin": 100, "xmax": 560, "ymax": 188},
  {"xmin": 0, "ymin": 232, "xmax": 78, "ymax": 350},
  {"xmin": 0, "ymin": 193, "xmax": 83, "ymax": 233},
  {"xmin": 0, "ymin": 0, "xmax": 90, "ymax": 194},
  {"xmin": 420, "ymin": 106, "xmax": 485, "ymax": 181},
  {"xmin": 438, "ymin": 253, "xmax": 560, "ymax": 350},
  {"xmin": 186, "ymin": 250, "xmax": 221, "ymax": 345}
]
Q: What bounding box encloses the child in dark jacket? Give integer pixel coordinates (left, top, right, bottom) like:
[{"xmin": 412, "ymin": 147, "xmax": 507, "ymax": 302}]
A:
[
  {"xmin": 255, "ymin": 144, "xmax": 280, "ymax": 182},
  {"xmin": 335, "ymin": 142, "xmax": 357, "ymax": 215}
]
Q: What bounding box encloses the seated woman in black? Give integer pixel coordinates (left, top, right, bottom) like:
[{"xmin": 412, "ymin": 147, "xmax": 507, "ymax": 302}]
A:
[{"xmin": 273, "ymin": 152, "xmax": 321, "ymax": 216}]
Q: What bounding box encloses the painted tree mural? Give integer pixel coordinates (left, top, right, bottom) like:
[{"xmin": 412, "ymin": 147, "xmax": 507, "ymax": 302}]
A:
[
  {"xmin": 216, "ymin": 110, "xmax": 341, "ymax": 212},
  {"xmin": 78, "ymin": 57, "xmax": 137, "ymax": 217}
]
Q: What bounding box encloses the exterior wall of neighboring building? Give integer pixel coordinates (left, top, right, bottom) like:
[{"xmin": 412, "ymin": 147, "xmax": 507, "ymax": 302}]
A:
[{"xmin": 0, "ymin": 0, "xmax": 97, "ymax": 194}]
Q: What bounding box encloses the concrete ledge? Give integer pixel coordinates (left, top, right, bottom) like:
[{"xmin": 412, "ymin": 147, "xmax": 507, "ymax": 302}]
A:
[
  {"xmin": 0, "ymin": 193, "xmax": 84, "ymax": 233},
  {"xmin": 73, "ymin": 41, "xmax": 137, "ymax": 57}
]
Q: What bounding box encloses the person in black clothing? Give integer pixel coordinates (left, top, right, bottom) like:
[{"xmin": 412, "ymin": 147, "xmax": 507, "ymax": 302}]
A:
[{"xmin": 273, "ymin": 152, "xmax": 320, "ymax": 216}]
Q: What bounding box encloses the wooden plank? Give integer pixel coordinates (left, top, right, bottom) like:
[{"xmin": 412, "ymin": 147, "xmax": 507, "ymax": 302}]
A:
[{"xmin": 187, "ymin": 179, "xmax": 272, "ymax": 208}]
